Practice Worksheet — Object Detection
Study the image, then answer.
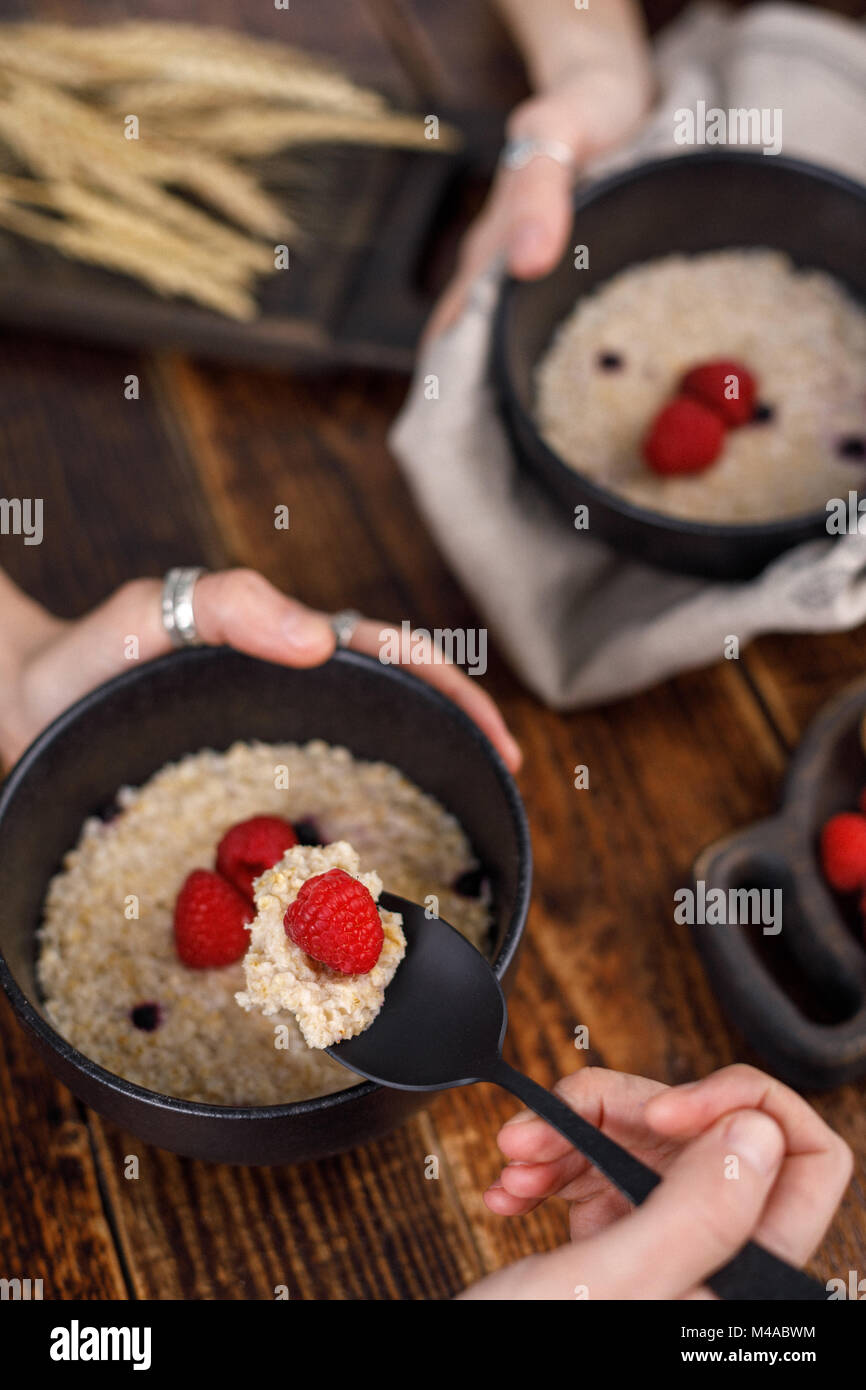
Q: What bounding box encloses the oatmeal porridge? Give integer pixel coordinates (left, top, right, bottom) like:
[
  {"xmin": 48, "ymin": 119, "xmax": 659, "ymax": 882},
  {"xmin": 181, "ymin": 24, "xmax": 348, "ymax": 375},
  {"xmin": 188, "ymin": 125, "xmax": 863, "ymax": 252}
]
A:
[
  {"xmin": 534, "ymin": 250, "xmax": 866, "ymax": 523},
  {"xmin": 37, "ymin": 740, "xmax": 490, "ymax": 1105},
  {"xmin": 237, "ymin": 840, "xmax": 405, "ymax": 1049}
]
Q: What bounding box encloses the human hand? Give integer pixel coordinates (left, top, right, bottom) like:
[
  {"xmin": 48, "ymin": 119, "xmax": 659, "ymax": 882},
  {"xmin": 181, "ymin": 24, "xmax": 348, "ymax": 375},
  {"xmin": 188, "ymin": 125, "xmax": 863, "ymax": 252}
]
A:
[
  {"xmin": 460, "ymin": 1064, "xmax": 852, "ymax": 1299},
  {"xmin": 426, "ymin": 50, "xmax": 654, "ymax": 340},
  {"xmin": 0, "ymin": 569, "xmax": 520, "ymax": 772}
]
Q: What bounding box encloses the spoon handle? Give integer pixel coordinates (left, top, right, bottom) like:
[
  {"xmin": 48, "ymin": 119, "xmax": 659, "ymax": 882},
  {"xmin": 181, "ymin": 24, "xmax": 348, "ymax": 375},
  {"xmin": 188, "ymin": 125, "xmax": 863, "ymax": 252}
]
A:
[{"xmin": 488, "ymin": 1058, "xmax": 826, "ymax": 1301}]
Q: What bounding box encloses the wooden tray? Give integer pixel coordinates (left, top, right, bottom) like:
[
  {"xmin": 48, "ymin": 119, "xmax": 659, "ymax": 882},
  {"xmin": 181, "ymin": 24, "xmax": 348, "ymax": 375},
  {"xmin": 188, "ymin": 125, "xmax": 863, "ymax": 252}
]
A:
[
  {"xmin": 0, "ymin": 116, "xmax": 499, "ymax": 373},
  {"xmin": 694, "ymin": 677, "xmax": 866, "ymax": 1089}
]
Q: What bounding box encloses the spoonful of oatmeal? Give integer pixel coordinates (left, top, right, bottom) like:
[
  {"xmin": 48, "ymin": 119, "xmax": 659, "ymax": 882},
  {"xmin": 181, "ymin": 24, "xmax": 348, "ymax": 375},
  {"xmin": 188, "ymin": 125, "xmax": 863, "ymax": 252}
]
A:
[
  {"xmin": 327, "ymin": 893, "xmax": 827, "ymax": 1304},
  {"xmin": 235, "ymin": 841, "xmax": 406, "ymax": 1050}
]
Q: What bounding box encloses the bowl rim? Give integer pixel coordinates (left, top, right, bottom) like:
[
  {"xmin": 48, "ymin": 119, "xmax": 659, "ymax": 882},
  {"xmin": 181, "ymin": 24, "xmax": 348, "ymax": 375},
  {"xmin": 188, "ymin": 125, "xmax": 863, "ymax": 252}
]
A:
[
  {"xmin": 494, "ymin": 148, "xmax": 866, "ymax": 541},
  {"xmin": 0, "ymin": 645, "xmax": 532, "ymax": 1122}
]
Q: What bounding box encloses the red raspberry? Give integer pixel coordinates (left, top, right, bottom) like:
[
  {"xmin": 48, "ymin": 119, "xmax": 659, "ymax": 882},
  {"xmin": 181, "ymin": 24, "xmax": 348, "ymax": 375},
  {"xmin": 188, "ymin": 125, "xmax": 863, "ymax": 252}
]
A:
[
  {"xmin": 680, "ymin": 359, "xmax": 757, "ymax": 427},
  {"xmin": 820, "ymin": 813, "xmax": 866, "ymax": 893},
  {"xmin": 174, "ymin": 869, "xmax": 252, "ymax": 968},
  {"xmin": 216, "ymin": 816, "xmax": 298, "ymax": 900},
  {"xmin": 284, "ymin": 868, "xmax": 383, "ymax": 975},
  {"xmin": 643, "ymin": 397, "xmax": 725, "ymax": 476}
]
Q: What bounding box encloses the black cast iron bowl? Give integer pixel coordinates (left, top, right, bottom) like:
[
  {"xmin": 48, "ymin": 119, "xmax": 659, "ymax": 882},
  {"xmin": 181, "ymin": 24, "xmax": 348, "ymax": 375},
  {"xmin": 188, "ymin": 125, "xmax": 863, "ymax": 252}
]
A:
[
  {"xmin": 494, "ymin": 151, "xmax": 866, "ymax": 580},
  {"xmin": 0, "ymin": 647, "xmax": 531, "ymax": 1164}
]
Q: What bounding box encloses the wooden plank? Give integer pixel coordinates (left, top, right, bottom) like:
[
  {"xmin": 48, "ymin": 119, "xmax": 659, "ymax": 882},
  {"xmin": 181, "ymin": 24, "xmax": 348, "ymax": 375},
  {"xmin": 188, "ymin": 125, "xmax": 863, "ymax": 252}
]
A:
[
  {"xmin": 0, "ymin": 335, "xmax": 224, "ymax": 614},
  {"xmin": 88, "ymin": 1109, "xmax": 483, "ymax": 1300},
  {"xmin": 0, "ymin": 994, "xmax": 129, "ymax": 1299},
  {"xmin": 151, "ymin": 354, "xmax": 474, "ymax": 624},
  {"xmin": 744, "ymin": 628, "xmax": 866, "ymax": 751}
]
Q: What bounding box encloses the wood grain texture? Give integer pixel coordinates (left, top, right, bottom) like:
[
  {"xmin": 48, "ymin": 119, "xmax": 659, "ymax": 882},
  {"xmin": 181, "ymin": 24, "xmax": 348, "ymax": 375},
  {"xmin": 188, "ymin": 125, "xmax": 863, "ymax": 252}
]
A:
[
  {"xmin": 0, "ymin": 335, "xmax": 225, "ymax": 613},
  {"xmin": 88, "ymin": 1110, "xmax": 483, "ymax": 1300},
  {"xmin": 0, "ymin": 992, "xmax": 128, "ymax": 1299},
  {"xmin": 1, "ymin": 0, "xmax": 866, "ymax": 1302}
]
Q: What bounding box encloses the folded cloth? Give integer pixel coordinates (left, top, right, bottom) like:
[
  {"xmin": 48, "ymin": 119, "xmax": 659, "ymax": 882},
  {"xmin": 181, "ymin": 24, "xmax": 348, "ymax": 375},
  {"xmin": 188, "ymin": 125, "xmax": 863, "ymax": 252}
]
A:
[{"xmin": 389, "ymin": 2, "xmax": 866, "ymax": 709}]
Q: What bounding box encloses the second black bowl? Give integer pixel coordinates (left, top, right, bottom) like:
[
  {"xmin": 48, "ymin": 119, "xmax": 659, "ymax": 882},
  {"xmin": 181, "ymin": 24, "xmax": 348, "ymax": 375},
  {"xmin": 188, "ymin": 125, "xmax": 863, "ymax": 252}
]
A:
[{"xmin": 494, "ymin": 151, "xmax": 866, "ymax": 579}]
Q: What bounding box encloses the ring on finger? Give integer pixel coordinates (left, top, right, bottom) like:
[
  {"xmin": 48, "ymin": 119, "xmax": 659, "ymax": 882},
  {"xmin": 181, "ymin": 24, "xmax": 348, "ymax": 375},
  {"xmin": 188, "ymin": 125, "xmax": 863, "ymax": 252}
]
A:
[
  {"xmin": 499, "ymin": 136, "xmax": 576, "ymax": 173},
  {"xmin": 161, "ymin": 567, "xmax": 207, "ymax": 648},
  {"xmin": 329, "ymin": 609, "xmax": 363, "ymax": 648}
]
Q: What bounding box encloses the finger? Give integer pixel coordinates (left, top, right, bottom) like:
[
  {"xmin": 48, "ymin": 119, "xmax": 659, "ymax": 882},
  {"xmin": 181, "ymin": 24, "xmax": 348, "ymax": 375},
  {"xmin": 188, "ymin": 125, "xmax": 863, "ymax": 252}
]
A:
[
  {"xmin": 515, "ymin": 1108, "xmax": 787, "ymax": 1300},
  {"xmin": 567, "ymin": 1186, "xmax": 633, "ymax": 1242},
  {"xmin": 423, "ymin": 153, "xmax": 572, "ymax": 342},
  {"xmin": 645, "ymin": 1063, "xmax": 854, "ymax": 1264},
  {"xmin": 483, "ymin": 1179, "xmax": 546, "ymax": 1218},
  {"xmin": 498, "ymin": 1155, "xmax": 582, "ymax": 1203},
  {"xmin": 485, "ymin": 1152, "xmax": 593, "ymax": 1219},
  {"xmin": 501, "ymin": 156, "xmax": 574, "ymax": 279},
  {"xmin": 498, "ymin": 1068, "xmax": 669, "ymax": 1166},
  {"xmin": 192, "ymin": 569, "xmax": 335, "ymax": 666},
  {"xmin": 646, "ymin": 1063, "xmax": 839, "ymax": 1153},
  {"xmin": 491, "ymin": 1071, "xmax": 672, "ymax": 1222},
  {"xmin": 492, "ymin": 1154, "xmax": 634, "ymax": 1233},
  {"xmin": 588, "ymin": 1108, "xmax": 787, "ymax": 1299},
  {"xmin": 349, "ymin": 619, "xmax": 522, "ymax": 773}
]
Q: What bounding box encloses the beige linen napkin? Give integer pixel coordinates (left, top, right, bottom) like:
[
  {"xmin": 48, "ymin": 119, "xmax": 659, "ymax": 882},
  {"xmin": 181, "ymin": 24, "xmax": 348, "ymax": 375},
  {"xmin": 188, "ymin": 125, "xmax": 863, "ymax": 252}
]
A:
[{"xmin": 389, "ymin": 3, "xmax": 866, "ymax": 709}]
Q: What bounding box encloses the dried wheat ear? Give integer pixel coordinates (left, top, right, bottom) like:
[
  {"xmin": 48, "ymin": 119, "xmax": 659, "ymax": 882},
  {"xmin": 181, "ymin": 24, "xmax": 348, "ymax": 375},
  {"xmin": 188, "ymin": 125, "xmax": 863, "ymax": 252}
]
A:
[{"xmin": 0, "ymin": 21, "xmax": 459, "ymax": 318}]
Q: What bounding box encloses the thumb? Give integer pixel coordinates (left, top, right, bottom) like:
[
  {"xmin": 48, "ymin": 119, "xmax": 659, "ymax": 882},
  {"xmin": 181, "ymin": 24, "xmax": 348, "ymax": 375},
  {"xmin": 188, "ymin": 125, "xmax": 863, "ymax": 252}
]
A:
[
  {"xmin": 504, "ymin": 155, "xmax": 575, "ymax": 280},
  {"xmin": 576, "ymin": 1108, "xmax": 786, "ymax": 1299}
]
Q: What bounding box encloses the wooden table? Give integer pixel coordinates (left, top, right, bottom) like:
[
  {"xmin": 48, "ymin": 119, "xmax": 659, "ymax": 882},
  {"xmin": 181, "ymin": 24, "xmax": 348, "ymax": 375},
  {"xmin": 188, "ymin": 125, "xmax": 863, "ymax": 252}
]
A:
[{"xmin": 1, "ymin": 0, "xmax": 865, "ymax": 1301}]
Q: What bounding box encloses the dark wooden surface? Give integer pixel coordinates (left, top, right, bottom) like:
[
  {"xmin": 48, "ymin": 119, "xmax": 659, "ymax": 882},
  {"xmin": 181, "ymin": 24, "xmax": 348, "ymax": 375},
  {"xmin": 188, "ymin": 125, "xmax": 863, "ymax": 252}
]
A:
[{"xmin": 1, "ymin": 0, "xmax": 866, "ymax": 1301}]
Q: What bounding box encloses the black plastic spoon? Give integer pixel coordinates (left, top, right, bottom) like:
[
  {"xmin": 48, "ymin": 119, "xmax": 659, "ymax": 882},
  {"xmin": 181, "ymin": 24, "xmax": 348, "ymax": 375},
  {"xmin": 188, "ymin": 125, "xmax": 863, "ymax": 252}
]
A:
[{"xmin": 328, "ymin": 894, "xmax": 826, "ymax": 1301}]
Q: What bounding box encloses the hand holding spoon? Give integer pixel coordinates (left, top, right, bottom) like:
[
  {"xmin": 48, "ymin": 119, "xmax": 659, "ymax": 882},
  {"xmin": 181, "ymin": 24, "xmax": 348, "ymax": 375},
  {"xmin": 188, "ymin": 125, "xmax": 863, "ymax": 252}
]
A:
[{"xmin": 328, "ymin": 895, "xmax": 826, "ymax": 1301}]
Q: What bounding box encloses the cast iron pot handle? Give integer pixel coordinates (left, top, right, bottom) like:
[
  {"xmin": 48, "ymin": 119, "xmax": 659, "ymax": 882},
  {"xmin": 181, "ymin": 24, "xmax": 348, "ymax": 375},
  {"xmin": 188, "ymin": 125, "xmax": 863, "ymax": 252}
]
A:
[{"xmin": 693, "ymin": 816, "xmax": 866, "ymax": 1090}]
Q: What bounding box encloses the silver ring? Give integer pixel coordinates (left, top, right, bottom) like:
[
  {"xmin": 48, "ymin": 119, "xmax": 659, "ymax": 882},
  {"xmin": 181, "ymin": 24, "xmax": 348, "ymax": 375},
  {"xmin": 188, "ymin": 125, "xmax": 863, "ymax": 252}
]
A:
[
  {"xmin": 500, "ymin": 136, "xmax": 576, "ymax": 172},
  {"xmin": 161, "ymin": 567, "xmax": 207, "ymax": 648},
  {"xmin": 329, "ymin": 609, "xmax": 362, "ymax": 648}
]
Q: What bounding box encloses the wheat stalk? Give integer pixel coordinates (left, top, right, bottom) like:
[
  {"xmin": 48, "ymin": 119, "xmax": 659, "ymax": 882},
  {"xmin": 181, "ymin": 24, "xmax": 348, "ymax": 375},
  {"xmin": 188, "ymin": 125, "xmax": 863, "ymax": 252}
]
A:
[
  {"xmin": 0, "ymin": 176, "xmax": 258, "ymax": 318},
  {"xmin": 0, "ymin": 21, "xmax": 460, "ymax": 318},
  {"xmin": 1, "ymin": 23, "xmax": 388, "ymax": 113}
]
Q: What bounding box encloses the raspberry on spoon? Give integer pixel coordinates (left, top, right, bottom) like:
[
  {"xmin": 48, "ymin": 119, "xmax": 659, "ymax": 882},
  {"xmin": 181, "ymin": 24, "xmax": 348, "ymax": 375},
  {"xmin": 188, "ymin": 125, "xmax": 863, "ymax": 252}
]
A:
[{"xmin": 285, "ymin": 867, "xmax": 384, "ymax": 975}]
